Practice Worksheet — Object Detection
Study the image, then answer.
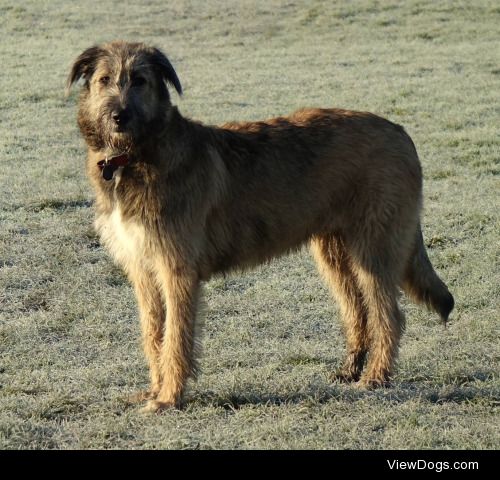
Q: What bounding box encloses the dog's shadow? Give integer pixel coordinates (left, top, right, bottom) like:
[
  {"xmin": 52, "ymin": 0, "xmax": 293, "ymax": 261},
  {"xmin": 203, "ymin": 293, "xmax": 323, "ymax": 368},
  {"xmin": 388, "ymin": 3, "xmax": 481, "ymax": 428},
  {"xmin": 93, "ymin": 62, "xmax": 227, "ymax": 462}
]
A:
[
  {"xmin": 184, "ymin": 370, "xmax": 496, "ymax": 410},
  {"xmin": 121, "ymin": 370, "xmax": 495, "ymax": 412},
  {"xmin": 188, "ymin": 385, "xmax": 347, "ymax": 411}
]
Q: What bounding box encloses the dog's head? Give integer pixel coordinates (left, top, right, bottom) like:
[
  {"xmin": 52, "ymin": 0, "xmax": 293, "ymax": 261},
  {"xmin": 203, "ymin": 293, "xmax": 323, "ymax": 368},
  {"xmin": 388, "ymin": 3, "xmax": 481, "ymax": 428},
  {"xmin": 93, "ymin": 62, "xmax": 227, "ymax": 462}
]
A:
[{"xmin": 67, "ymin": 41, "xmax": 182, "ymax": 151}]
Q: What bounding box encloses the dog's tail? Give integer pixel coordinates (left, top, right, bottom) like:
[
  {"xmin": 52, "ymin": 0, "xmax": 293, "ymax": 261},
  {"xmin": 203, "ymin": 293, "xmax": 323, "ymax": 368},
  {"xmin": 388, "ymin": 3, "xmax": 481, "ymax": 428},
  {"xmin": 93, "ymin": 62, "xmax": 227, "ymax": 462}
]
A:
[{"xmin": 402, "ymin": 224, "xmax": 454, "ymax": 323}]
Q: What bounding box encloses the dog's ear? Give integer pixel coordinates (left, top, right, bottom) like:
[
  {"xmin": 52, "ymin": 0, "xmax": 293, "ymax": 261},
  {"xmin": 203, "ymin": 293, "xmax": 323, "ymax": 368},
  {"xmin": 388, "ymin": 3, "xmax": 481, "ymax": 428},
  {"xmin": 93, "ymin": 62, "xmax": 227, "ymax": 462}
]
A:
[
  {"xmin": 66, "ymin": 46, "xmax": 104, "ymax": 95},
  {"xmin": 150, "ymin": 48, "xmax": 183, "ymax": 96}
]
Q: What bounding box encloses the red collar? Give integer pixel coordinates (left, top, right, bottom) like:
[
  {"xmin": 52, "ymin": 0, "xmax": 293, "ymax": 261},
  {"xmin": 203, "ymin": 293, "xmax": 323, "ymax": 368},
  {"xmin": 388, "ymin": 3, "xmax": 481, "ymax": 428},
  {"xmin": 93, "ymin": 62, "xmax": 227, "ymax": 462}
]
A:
[{"xmin": 97, "ymin": 153, "xmax": 129, "ymax": 181}]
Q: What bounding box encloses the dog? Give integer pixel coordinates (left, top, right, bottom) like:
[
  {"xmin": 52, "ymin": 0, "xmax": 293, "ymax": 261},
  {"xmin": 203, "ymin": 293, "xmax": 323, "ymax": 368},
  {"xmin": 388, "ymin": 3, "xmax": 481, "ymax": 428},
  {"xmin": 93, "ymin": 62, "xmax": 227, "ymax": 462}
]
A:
[{"xmin": 67, "ymin": 41, "xmax": 454, "ymax": 412}]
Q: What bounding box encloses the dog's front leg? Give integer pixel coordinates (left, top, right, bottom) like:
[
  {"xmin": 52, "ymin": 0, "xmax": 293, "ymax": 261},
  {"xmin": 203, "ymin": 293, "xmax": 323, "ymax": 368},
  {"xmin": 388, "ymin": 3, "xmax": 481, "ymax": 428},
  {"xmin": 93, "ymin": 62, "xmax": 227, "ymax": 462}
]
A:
[
  {"xmin": 126, "ymin": 266, "xmax": 165, "ymax": 403},
  {"xmin": 142, "ymin": 263, "xmax": 200, "ymax": 412}
]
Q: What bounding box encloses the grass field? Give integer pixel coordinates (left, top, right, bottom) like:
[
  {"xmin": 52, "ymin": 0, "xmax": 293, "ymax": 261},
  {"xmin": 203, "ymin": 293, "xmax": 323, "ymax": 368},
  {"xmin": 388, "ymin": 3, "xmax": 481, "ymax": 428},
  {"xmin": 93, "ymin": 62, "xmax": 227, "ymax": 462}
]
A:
[{"xmin": 0, "ymin": 0, "xmax": 499, "ymax": 449}]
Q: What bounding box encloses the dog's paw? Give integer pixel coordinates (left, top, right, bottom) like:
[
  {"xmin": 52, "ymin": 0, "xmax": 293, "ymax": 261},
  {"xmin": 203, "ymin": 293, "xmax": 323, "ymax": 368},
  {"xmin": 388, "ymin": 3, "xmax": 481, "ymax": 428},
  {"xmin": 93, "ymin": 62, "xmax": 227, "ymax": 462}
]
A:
[
  {"xmin": 139, "ymin": 399, "xmax": 179, "ymax": 414},
  {"xmin": 356, "ymin": 376, "xmax": 391, "ymax": 389},
  {"xmin": 126, "ymin": 389, "xmax": 158, "ymax": 404},
  {"xmin": 330, "ymin": 369, "xmax": 360, "ymax": 384}
]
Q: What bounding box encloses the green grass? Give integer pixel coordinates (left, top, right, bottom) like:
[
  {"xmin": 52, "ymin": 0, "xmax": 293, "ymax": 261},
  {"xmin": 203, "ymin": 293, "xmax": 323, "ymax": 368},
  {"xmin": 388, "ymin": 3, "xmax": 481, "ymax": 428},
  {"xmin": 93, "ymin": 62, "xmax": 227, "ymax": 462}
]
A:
[{"xmin": 0, "ymin": 0, "xmax": 499, "ymax": 449}]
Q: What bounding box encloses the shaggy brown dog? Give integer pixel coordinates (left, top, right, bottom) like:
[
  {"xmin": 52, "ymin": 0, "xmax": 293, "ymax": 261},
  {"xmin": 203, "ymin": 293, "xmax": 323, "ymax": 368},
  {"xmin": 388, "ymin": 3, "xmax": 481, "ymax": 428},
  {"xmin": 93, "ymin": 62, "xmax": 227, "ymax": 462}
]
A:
[{"xmin": 67, "ymin": 41, "xmax": 454, "ymax": 412}]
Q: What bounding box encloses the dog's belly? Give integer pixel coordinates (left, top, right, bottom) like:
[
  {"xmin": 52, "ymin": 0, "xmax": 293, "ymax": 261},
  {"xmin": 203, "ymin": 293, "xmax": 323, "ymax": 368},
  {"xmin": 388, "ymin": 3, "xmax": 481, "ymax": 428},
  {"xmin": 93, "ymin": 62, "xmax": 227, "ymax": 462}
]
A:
[{"xmin": 95, "ymin": 207, "xmax": 147, "ymax": 270}]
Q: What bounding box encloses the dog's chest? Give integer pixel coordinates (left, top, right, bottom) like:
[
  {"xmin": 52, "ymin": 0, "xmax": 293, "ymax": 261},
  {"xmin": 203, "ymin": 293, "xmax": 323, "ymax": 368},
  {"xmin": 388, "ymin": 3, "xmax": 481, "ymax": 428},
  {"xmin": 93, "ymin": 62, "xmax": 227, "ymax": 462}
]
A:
[{"xmin": 96, "ymin": 205, "xmax": 147, "ymax": 268}]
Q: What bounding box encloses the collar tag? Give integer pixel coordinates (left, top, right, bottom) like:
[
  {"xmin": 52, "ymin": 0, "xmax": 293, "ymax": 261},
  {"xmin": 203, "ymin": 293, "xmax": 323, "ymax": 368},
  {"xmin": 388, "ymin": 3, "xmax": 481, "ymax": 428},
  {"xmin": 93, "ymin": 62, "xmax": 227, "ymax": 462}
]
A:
[{"xmin": 97, "ymin": 153, "xmax": 129, "ymax": 181}]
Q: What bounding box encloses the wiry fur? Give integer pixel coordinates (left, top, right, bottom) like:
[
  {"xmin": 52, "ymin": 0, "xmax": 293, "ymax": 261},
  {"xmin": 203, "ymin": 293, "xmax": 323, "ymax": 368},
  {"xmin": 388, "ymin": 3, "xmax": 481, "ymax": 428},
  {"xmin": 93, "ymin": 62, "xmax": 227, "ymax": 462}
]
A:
[{"xmin": 68, "ymin": 41, "xmax": 454, "ymax": 411}]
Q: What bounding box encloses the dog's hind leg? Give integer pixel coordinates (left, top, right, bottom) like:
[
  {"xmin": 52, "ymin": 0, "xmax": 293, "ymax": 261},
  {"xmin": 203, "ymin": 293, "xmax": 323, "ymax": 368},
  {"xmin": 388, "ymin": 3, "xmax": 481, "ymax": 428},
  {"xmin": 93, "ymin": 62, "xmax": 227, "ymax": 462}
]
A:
[
  {"xmin": 354, "ymin": 266, "xmax": 405, "ymax": 387},
  {"xmin": 311, "ymin": 234, "xmax": 369, "ymax": 382},
  {"xmin": 350, "ymin": 231, "xmax": 409, "ymax": 387}
]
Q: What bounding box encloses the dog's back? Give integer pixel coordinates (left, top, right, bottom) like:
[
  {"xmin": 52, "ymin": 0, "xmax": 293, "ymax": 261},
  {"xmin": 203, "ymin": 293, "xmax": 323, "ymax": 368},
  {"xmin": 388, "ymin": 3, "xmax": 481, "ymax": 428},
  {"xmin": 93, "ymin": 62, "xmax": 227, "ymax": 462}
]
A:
[{"xmin": 197, "ymin": 108, "xmax": 422, "ymax": 276}]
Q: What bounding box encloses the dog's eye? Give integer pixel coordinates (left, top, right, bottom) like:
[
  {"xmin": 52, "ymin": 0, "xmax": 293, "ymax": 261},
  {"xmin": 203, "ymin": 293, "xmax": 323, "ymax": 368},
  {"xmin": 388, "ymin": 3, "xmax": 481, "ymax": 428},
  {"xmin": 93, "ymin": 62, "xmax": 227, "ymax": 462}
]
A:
[
  {"xmin": 99, "ymin": 76, "xmax": 110, "ymax": 86},
  {"xmin": 131, "ymin": 76, "xmax": 146, "ymax": 87}
]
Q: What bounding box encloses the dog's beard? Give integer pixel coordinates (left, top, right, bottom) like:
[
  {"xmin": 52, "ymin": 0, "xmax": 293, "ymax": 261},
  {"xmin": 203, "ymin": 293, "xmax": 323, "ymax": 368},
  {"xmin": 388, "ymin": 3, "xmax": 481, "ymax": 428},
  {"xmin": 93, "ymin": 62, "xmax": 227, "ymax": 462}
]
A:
[
  {"xmin": 81, "ymin": 107, "xmax": 166, "ymax": 154},
  {"xmin": 107, "ymin": 130, "xmax": 134, "ymax": 153},
  {"xmin": 107, "ymin": 118, "xmax": 166, "ymax": 153},
  {"xmin": 99, "ymin": 114, "xmax": 135, "ymax": 153}
]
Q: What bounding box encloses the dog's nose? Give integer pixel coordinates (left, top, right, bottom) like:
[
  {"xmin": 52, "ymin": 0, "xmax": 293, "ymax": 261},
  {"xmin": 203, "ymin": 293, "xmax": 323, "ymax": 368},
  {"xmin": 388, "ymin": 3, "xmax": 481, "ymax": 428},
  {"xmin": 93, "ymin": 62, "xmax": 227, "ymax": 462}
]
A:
[{"xmin": 112, "ymin": 109, "xmax": 130, "ymax": 126}]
